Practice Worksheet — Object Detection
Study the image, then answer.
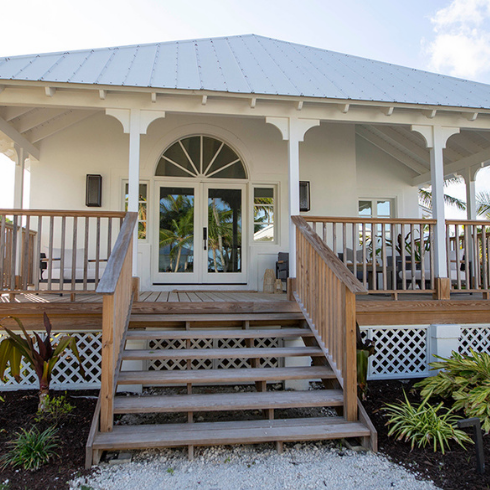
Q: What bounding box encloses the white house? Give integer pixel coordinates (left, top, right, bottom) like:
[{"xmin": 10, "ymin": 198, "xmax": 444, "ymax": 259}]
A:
[{"xmin": 1, "ymin": 34, "xmax": 490, "ymax": 293}]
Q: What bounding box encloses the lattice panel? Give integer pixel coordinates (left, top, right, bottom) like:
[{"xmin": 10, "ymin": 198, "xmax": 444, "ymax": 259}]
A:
[
  {"xmin": 459, "ymin": 326, "xmax": 490, "ymax": 355},
  {"xmin": 0, "ymin": 331, "xmax": 101, "ymax": 391},
  {"xmin": 361, "ymin": 327, "xmax": 429, "ymax": 380},
  {"xmin": 146, "ymin": 335, "xmax": 283, "ymax": 371}
]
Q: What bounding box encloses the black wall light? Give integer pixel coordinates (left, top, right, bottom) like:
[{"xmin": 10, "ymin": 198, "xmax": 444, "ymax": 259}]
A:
[
  {"xmin": 86, "ymin": 174, "xmax": 102, "ymax": 207},
  {"xmin": 299, "ymin": 181, "xmax": 310, "ymax": 212}
]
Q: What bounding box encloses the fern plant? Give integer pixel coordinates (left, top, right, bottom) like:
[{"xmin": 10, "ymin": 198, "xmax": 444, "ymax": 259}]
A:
[
  {"xmin": 383, "ymin": 391, "xmax": 472, "ymax": 453},
  {"xmin": 415, "ymin": 348, "xmax": 490, "ymax": 433}
]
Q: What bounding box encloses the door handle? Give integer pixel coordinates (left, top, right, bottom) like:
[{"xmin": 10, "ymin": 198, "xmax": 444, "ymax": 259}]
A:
[{"xmin": 203, "ymin": 227, "xmax": 207, "ymax": 251}]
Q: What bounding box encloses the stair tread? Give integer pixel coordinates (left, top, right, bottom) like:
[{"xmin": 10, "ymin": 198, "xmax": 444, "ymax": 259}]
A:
[
  {"xmin": 113, "ymin": 389, "xmax": 343, "ymax": 413},
  {"xmin": 117, "ymin": 366, "xmax": 335, "ymax": 385},
  {"xmin": 93, "ymin": 417, "xmax": 370, "ymax": 449},
  {"xmin": 122, "ymin": 346, "xmax": 323, "ymax": 360},
  {"xmin": 129, "ymin": 313, "xmax": 305, "ymax": 323},
  {"xmin": 126, "ymin": 328, "xmax": 313, "ymax": 340}
]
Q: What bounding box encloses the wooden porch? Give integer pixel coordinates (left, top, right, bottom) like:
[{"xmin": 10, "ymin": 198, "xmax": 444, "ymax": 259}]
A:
[{"xmin": 1, "ymin": 209, "xmax": 489, "ymax": 467}]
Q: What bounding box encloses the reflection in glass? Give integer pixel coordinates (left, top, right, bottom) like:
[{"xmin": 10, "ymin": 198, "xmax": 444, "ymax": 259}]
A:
[
  {"xmin": 254, "ymin": 188, "xmax": 274, "ymax": 242},
  {"xmin": 207, "ymin": 189, "xmax": 241, "ymax": 273},
  {"xmin": 125, "ymin": 183, "xmax": 148, "ymax": 239},
  {"xmin": 159, "ymin": 187, "xmax": 194, "ymax": 273}
]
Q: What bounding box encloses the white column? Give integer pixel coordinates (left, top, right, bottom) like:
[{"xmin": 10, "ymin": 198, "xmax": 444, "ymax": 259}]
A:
[
  {"xmin": 428, "ymin": 324, "xmax": 461, "ymax": 375},
  {"xmin": 106, "ymin": 109, "xmax": 165, "ymax": 275},
  {"xmin": 412, "ymin": 125, "xmax": 459, "ymax": 278},
  {"xmin": 464, "ymin": 167, "xmax": 478, "ymax": 221},
  {"xmin": 128, "ymin": 109, "xmax": 141, "ymax": 271},
  {"xmin": 13, "ymin": 146, "xmax": 25, "ymax": 277},
  {"xmin": 265, "ymin": 117, "xmax": 319, "ymax": 276}
]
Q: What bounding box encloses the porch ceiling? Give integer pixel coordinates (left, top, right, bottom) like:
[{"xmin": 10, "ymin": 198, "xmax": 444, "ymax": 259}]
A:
[{"xmin": 356, "ymin": 123, "xmax": 490, "ymax": 185}]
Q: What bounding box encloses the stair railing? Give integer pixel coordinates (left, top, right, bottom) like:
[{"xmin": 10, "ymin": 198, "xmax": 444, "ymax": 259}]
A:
[
  {"xmin": 292, "ymin": 216, "xmax": 367, "ymax": 421},
  {"xmin": 96, "ymin": 212, "xmax": 138, "ymax": 432}
]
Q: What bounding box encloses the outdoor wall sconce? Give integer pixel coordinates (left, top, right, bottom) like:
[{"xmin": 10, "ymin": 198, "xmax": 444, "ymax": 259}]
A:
[
  {"xmin": 86, "ymin": 174, "xmax": 102, "ymax": 207},
  {"xmin": 299, "ymin": 181, "xmax": 310, "ymax": 212}
]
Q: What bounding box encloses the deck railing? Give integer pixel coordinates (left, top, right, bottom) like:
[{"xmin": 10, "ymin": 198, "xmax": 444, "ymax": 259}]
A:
[
  {"xmin": 96, "ymin": 212, "xmax": 138, "ymax": 433},
  {"xmin": 305, "ymin": 217, "xmax": 437, "ymax": 297},
  {"xmin": 292, "ymin": 216, "xmax": 367, "ymax": 421},
  {"xmin": 446, "ymin": 220, "xmax": 490, "ymax": 295},
  {"xmin": 0, "ymin": 209, "xmax": 125, "ymax": 297}
]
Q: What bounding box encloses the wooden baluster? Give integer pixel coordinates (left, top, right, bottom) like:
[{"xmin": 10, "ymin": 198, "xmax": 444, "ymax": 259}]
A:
[
  {"xmin": 107, "ymin": 218, "xmax": 113, "ymax": 259},
  {"xmin": 342, "ymin": 222, "xmax": 347, "ymax": 266},
  {"xmin": 473, "ymin": 225, "xmax": 480, "ymax": 289},
  {"xmin": 0, "ymin": 215, "xmax": 6, "ymax": 289},
  {"xmin": 482, "ymin": 226, "xmax": 488, "ymax": 290},
  {"xmin": 464, "ymin": 225, "xmax": 470, "ymax": 290},
  {"xmin": 382, "ymin": 222, "xmax": 387, "ymax": 290},
  {"xmin": 410, "ymin": 224, "xmax": 416, "ymax": 290},
  {"xmin": 95, "ymin": 217, "xmax": 101, "ymax": 285},
  {"xmin": 332, "ymin": 223, "xmax": 337, "ymax": 260},
  {"xmin": 446, "ymin": 223, "xmax": 452, "ymax": 290},
  {"xmin": 322, "ymin": 222, "xmax": 327, "ymax": 244},
  {"xmin": 22, "ymin": 215, "xmax": 30, "ymax": 290},
  {"xmin": 35, "ymin": 216, "xmax": 43, "ymax": 290},
  {"xmin": 372, "ymin": 222, "xmax": 377, "ymax": 291},
  {"xmin": 362, "ymin": 223, "xmax": 367, "ymax": 289},
  {"xmin": 400, "ymin": 224, "xmax": 406, "ymax": 290},
  {"xmin": 83, "ymin": 217, "xmax": 89, "ymax": 290},
  {"xmin": 420, "ymin": 223, "xmax": 426, "ymax": 290},
  {"xmin": 71, "ymin": 217, "xmax": 78, "ymax": 292},
  {"xmin": 47, "ymin": 216, "xmax": 54, "ymax": 290},
  {"xmin": 60, "ymin": 216, "xmax": 66, "ymax": 292},
  {"xmin": 430, "ymin": 224, "xmax": 435, "ymax": 291}
]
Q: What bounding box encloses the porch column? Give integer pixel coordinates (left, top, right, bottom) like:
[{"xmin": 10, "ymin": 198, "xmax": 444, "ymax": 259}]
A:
[
  {"xmin": 106, "ymin": 109, "xmax": 165, "ymax": 273},
  {"xmin": 13, "ymin": 146, "xmax": 26, "ymax": 283},
  {"xmin": 412, "ymin": 125, "xmax": 460, "ymax": 298},
  {"xmin": 464, "ymin": 166, "xmax": 479, "ymax": 221},
  {"xmin": 266, "ymin": 117, "xmax": 319, "ymax": 277}
]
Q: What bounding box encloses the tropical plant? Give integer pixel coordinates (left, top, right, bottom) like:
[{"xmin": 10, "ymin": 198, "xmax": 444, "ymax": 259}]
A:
[
  {"xmin": 476, "ymin": 191, "xmax": 490, "ymax": 219},
  {"xmin": 1, "ymin": 426, "xmax": 58, "ymax": 471},
  {"xmin": 208, "ymin": 199, "xmax": 234, "ymax": 272},
  {"xmin": 383, "ymin": 391, "xmax": 472, "ymax": 454},
  {"xmin": 418, "ymin": 176, "xmax": 467, "ymax": 212},
  {"xmin": 414, "ymin": 348, "xmax": 490, "ymax": 433},
  {"xmin": 35, "ymin": 394, "xmax": 75, "ymax": 425},
  {"xmin": 0, "ymin": 314, "xmax": 85, "ymax": 411},
  {"xmin": 356, "ymin": 322, "xmax": 375, "ymax": 400}
]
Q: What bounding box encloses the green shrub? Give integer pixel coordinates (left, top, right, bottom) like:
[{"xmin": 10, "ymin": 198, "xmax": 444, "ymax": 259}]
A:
[
  {"xmin": 414, "ymin": 348, "xmax": 490, "ymax": 433},
  {"xmin": 383, "ymin": 391, "xmax": 472, "ymax": 454},
  {"xmin": 1, "ymin": 426, "xmax": 58, "ymax": 471},
  {"xmin": 35, "ymin": 394, "xmax": 75, "ymax": 424}
]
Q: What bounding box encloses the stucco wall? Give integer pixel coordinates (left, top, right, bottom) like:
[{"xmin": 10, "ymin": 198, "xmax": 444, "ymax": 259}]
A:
[{"xmin": 30, "ymin": 113, "xmax": 418, "ymax": 290}]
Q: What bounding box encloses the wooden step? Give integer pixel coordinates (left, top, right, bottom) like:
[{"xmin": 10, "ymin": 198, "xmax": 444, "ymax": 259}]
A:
[
  {"xmin": 125, "ymin": 328, "xmax": 313, "ymax": 341},
  {"xmin": 93, "ymin": 417, "xmax": 370, "ymax": 450},
  {"xmin": 117, "ymin": 366, "xmax": 335, "ymax": 386},
  {"xmin": 129, "ymin": 312, "xmax": 305, "ymax": 325},
  {"xmin": 121, "ymin": 346, "xmax": 323, "ymax": 361},
  {"xmin": 113, "ymin": 389, "xmax": 343, "ymax": 414}
]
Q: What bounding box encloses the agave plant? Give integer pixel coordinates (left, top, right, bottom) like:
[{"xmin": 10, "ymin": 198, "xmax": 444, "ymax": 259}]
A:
[{"xmin": 0, "ymin": 313, "xmax": 85, "ymax": 411}]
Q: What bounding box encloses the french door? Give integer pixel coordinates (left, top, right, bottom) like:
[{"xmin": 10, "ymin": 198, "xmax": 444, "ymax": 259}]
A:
[{"xmin": 154, "ymin": 181, "xmax": 246, "ymax": 284}]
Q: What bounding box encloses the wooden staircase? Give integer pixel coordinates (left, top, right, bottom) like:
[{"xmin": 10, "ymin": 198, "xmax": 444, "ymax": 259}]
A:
[{"xmin": 86, "ymin": 309, "xmax": 375, "ymax": 465}]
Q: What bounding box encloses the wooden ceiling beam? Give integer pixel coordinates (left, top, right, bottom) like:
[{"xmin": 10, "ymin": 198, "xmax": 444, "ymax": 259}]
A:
[{"xmin": 0, "ymin": 116, "xmax": 40, "ymax": 160}]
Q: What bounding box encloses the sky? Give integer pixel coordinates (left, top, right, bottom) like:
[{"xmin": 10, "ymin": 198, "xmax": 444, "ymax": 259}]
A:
[{"xmin": 1, "ymin": 0, "xmax": 490, "ymax": 214}]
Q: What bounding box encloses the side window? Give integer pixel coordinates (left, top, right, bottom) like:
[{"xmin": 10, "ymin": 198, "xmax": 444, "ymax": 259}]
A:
[
  {"xmin": 124, "ymin": 182, "xmax": 148, "ymax": 240},
  {"xmin": 253, "ymin": 187, "xmax": 275, "ymax": 242},
  {"xmin": 359, "ymin": 199, "xmax": 393, "ymax": 218}
]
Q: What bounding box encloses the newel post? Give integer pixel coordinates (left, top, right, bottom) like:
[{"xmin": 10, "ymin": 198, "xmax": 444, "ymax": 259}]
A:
[
  {"xmin": 100, "ymin": 292, "xmax": 115, "ymax": 432},
  {"xmin": 343, "ymin": 286, "xmax": 358, "ymax": 421}
]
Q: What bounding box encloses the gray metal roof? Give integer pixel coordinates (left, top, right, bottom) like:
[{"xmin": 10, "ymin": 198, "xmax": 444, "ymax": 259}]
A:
[{"xmin": 1, "ymin": 34, "xmax": 490, "ymax": 109}]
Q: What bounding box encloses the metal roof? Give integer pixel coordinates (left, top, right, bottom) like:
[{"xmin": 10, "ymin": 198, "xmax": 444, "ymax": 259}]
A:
[{"xmin": 1, "ymin": 34, "xmax": 490, "ymax": 109}]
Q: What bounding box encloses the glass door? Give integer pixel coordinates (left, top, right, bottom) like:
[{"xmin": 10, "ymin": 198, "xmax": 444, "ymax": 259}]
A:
[
  {"xmin": 203, "ymin": 184, "xmax": 246, "ymax": 283},
  {"xmin": 156, "ymin": 185, "xmax": 199, "ymax": 283}
]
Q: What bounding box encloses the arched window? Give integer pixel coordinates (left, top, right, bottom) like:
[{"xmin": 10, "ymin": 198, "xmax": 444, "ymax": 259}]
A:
[{"xmin": 155, "ymin": 136, "xmax": 246, "ymax": 179}]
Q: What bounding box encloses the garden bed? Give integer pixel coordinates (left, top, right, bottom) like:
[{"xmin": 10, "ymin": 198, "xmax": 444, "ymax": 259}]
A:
[
  {"xmin": 0, "ymin": 390, "xmax": 97, "ymax": 490},
  {"xmin": 0, "ymin": 381, "xmax": 489, "ymax": 489}
]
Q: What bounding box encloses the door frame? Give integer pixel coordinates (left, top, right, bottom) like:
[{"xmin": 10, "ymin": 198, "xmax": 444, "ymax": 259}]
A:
[{"xmin": 152, "ymin": 178, "xmax": 248, "ymax": 285}]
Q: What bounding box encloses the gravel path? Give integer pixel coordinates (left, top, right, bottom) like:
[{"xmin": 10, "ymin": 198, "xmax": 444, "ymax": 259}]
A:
[{"xmin": 70, "ymin": 442, "xmax": 439, "ymax": 490}]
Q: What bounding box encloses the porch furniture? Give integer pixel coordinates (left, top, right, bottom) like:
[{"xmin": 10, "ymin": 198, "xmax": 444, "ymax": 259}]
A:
[{"xmin": 275, "ymin": 252, "xmax": 289, "ymax": 284}]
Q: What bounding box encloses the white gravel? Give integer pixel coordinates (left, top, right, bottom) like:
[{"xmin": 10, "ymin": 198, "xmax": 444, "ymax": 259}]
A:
[{"xmin": 70, "ymin": 442, "xmax": 440, "ymax": 490}]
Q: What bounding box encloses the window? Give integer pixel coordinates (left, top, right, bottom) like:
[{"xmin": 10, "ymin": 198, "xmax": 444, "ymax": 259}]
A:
[
  {"xmin": 124, "ymin": 182, "xmax": 148, "ymax": 240},
  {"xmin": 253, "ymin": 187, "xmax": 275, "ymax": 242},
  {"xmin": 359, "ymin": 199, "xmax": 393, "ymax": 218},
  {"xmin": 155, "ymin": 136, "xmax": 246, "ymax": 179}
]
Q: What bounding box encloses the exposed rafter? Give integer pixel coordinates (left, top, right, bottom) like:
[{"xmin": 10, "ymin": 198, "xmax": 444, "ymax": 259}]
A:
[
  {"xmin": 413, "ymin": 147, "xmax": 490, "ymax": 185},
  {"xmin": 0, "ymin": 115, "xmax": 40, "ymax": 160},
  {"xmin": 13, "ymin": 108, "xmax": 67, "ymax": 134},
  {"xmin": 356, "ymin": 125, "xmax": 428, "ymax": 175}
]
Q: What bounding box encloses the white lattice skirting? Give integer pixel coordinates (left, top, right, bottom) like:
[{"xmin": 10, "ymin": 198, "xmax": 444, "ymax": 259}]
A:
[{"xmin": 1, "ymin": 325, "xmax": 489, "ymax": 390}]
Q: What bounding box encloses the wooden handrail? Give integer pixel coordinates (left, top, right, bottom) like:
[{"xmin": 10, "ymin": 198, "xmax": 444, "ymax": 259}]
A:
[
  {"xmin": 306, "ymin": 216, "xmax": 437, "ymax": 225},
  {"xmin": 97, "ymin": 212, "xmax": 138, "ymax": 294},
  {"xmin": 292, "ymin": 216, "xmax": 367, "ymax": 295},
  {"xmin": 97, "ymin": 212, "xmax": 138, "ymax": 433},
  {"xmin": 446, "ymin": 219, "xmax": 490, "ymax": 226},
  {"xmin": 0, "ymin": 209, "xmax": 126, "ymax": 218},
  {"xmin": 292, "ymin": 215, "xmax": 364, "ymax": 423}
]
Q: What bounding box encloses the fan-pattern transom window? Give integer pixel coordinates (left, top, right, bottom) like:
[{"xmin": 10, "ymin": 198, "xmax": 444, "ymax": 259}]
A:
[{"xmin": 156, "ymin": 136, "xmax": 246, "ymax": 179}]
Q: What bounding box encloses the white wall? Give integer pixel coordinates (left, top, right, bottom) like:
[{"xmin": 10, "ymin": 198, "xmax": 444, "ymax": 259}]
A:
[{"xmin": 30, "ymin": 113, "xmax": 419, "ymax": 290}]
